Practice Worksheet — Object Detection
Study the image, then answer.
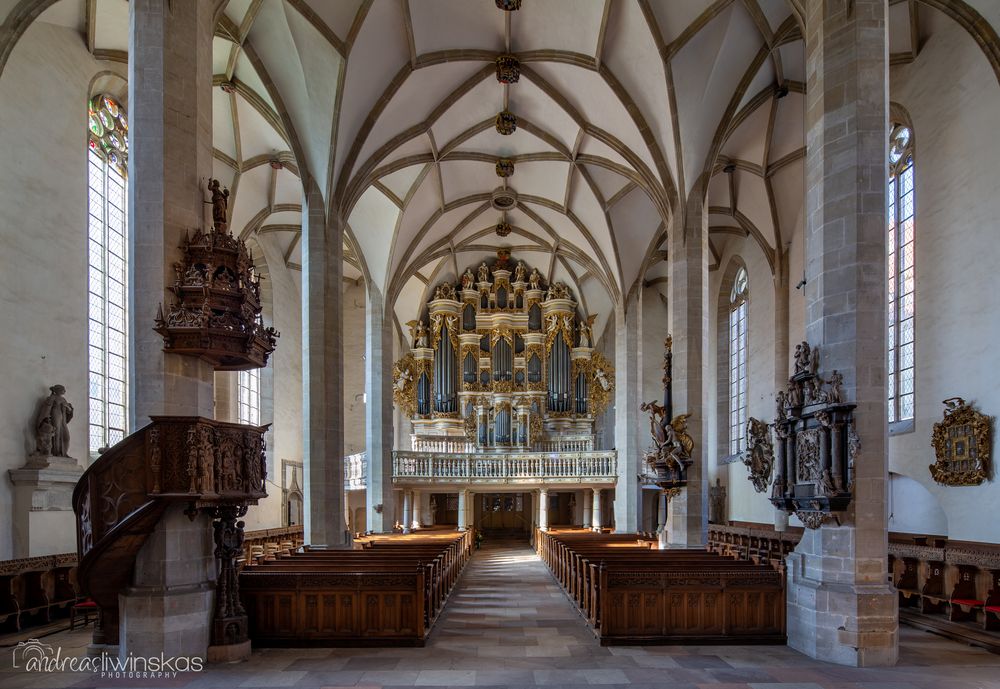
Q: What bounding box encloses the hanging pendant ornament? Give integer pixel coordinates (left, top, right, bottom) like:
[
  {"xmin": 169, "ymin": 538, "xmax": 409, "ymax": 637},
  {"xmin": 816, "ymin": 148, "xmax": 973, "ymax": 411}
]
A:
[
  {"xmin": 495, "ymin": 110, "xmax": 517, "ymax": 136},
  {"xmin": 495, "ymin": 54, "xmax": 520, "ymax": 84},
  {"xmin": 496, "ymin": 221, "xmax": 512, "ymax": 238},
  {"xmin": 495, "ymin": 158, "xmax": 515, "ymax": 178},
  {"xmin": 495, "ymin": 0, "xmax": 522, "ymax": 10}
]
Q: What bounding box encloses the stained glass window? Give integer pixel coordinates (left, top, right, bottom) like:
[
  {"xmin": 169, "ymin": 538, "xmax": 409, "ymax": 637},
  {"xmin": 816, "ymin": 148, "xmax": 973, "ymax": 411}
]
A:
[
  {"xmin": 729, "ymin": 267, "xmax": 749, "ymax": 455},
  {"xmin": 238, "ymin": 368, "xmax": 261, "ymax": 425},
  {"xmin": 887, "ymin": 124, "xmax": 915, "ymax": 425},
  {"xmin": 88, "ymin": 94, "xmax": 128, "ymax": 454}
]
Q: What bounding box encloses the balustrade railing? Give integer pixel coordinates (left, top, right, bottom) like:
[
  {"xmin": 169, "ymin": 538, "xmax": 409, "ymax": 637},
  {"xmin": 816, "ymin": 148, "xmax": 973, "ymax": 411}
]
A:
[
  {"xmin": 410, "ymin": 436, "xmax": 476, "ymax": 453},
  {"xmin": 410, "ymin": 435, "xmax": 595, "ymax": 453},
  {"xmin": 392, "ymin": 450, "xmax": 617, "ymax": 483},
  {"xmin": 535, "ymin": 436, "xmax": 594, "ymax": 452},
  {"xmin": 344, "ymin": 452, "xmax": 367, "ymax": 490}
]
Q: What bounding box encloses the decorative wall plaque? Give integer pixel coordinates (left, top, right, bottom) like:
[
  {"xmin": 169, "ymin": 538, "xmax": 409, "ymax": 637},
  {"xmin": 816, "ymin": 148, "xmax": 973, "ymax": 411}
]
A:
[
  {"xmin": 929, "ymin": 397, "xmax": 992, "ymax": 486},
  {"xmin": 769, "ymin": 341, "xmax": 856, "ymax": 528}
]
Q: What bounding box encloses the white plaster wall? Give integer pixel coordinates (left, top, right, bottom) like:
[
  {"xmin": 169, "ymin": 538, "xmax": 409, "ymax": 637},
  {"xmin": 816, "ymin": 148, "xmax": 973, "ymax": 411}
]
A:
[
  {"xmin": 343, "ymin": 279, "xmax": 366, "ymax": 455},
  {"xmin": 0, "ymin": 22, "xmax": 126, "ymax": 558},
  {"xmin": 885, "ymin": 10, "xmax": 1000, "ymax": 543},
  {"xmin": 708, "ymin": 237, "xmax": 778, "ymax": 524},
  {"xmin": 640, "ymin": 287, "xmax": 670, "ymax": 407},
  {"xmin": 888, "ymin": 473, "xmax": 948, "ymax": 537},
  {"xmin": 243, "ymin": 237, "xmax": 303, "ymax": 531}
]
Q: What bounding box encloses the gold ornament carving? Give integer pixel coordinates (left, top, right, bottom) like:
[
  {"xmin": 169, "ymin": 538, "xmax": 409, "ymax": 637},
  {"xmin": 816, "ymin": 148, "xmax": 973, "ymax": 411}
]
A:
[
  {"xmin": 589, "ymin": 351, "xmax": 615, "ymax": 416},
  {"xmin": 391, "ymin": 354, "xmax": 420, "ymax": 417},
  {"xmin": 544, "ymin": 313, "xmax": 575, "ymax": 351},
  {"xmin": 929, "ymin": 398, "xmax": 992, "ymax": 486}
]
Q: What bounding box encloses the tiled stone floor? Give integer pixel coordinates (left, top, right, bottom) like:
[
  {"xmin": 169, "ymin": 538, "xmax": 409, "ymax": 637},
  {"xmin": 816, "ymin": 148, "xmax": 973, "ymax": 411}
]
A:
[{"xmin": 2, "ymin": 540, "xmax": 1000, "ymax": 688}]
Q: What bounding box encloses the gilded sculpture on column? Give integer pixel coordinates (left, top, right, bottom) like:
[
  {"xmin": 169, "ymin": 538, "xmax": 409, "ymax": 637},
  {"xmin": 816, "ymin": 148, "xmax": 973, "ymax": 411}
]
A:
[
  {"xmin": 929, "ymin": 397, "xmax": 992, "ymax": 486},
  {"xmin": 641, "ymin": 336, "xmax": 695, "ymax": 490}
]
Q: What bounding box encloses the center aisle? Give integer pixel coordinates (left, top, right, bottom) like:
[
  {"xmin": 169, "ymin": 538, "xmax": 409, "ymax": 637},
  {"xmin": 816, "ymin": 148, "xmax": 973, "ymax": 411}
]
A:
[{"xmin": 426, "ymin": 538, "xmax": 596, "ymax": 654}]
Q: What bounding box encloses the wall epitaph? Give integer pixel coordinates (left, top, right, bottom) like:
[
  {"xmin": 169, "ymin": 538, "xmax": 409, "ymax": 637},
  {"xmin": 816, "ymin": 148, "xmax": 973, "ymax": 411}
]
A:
[
  {"xmin": 769, "ymin": 342, "xmax": 857, "ymax": 529},
  {"xmin": 929, "ymin": 397, "xmax": 992, "ymax": 486}
]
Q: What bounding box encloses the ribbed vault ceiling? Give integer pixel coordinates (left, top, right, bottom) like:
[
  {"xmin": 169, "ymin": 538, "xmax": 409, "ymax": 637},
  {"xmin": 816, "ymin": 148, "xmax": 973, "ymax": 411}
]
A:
[{"xmin": 30, "ymin": 0, "xmax": 938, "ymax": 340}]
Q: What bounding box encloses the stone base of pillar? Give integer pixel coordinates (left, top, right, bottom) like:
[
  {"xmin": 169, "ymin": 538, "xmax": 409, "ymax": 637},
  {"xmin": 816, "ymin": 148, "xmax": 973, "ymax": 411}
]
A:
[
  {"xmin": 667, "ymin": 491, "xmax": 707, "ymax": 547},
  {"xmin": 117, "ymin": 505, "xmax": 216, "ymax": 661},
  {"xmin": 657, "ymin": 529, "xmax": 668, "ymax": 550},
  {"xmin": 207, "ymin": 639, "xmax": 251, "ymax": 663},
  {"xmin": 786, "ymin": 527, "xmax": 898, "ymax": 667},
  {"xmin": 119, "ymin": 584, "xmax": 214, "ymax": 661}
]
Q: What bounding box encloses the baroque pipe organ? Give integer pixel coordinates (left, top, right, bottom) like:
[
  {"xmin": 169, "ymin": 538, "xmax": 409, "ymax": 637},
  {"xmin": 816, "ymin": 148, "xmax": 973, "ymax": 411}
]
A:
[{"xmin": 393, "ymin": 250, "xmax": 614, "ymax": 451}]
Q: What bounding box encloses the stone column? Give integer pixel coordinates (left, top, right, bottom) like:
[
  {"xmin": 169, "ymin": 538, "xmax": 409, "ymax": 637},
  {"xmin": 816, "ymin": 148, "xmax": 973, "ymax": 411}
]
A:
[
  {"xmin": 786, "ymin": 0, "xmax": 897, "ymax": 667},
  {"xmin": 657, "ymin": 492, "xmax": 669, "ymax": 550},
  {"xmin": 128, "ymin": 0, "xmax": 215, "ymax": 425},
  {"xmin": 538, "ymin": 488, "xmax": 549, "ymax": 531},
  {"xmin": 591, "ymin": 488, "xmax": 602, "ymax": 531},
  {"xmin": 119, "ymin": 0, "xmax": 217, "ymax": 662},
  {"xmin": 666, "ymin": 193, "xmax": 710, "ymax": 547},
  {"xmin": 613, "ymin": 295, "xmax": 641, "ymax": 532},
  {"xmin": 213, "ymin": 372, "xmax": 237, "ymax": 422},
  {"xmin": 366, "ymin": 286, "xmax": 395, "ymax": 533},
  {"xmin": 582, "ymin": 489, "xmax": 592, "ymax": 528},
  {"xmin": 411, "ymin": 489, "xmax": 422, "ymax": 530},
  {"xmin": 457, "ymin": 490, "xmax": 467, "ymax": 531},
  {"xmin": 402, "ymin": 490, "xmax": 412, "ymax": 535},
  {"xmin": 301, "ymin": 182, "xmax": 349, "ymax": 548}
]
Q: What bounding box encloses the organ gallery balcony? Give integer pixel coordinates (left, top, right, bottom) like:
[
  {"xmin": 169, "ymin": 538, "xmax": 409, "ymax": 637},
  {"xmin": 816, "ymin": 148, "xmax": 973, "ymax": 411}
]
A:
[{"xmin": 391, "ymin": 450, "xmax": 618, "ymax": 486}]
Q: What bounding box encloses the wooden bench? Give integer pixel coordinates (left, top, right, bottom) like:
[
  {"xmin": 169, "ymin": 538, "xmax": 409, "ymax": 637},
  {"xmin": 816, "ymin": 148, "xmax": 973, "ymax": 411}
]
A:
[
  {"xmin": 0, "ymin": 555, "xmax": 80, "ymax": 631},
  {"xmin": 240, "ymin": 531, "xmax": 471, "ymax": 646},
  {"xmin": 537, "ymin": 529, "xmax": 785, "ymax": 645}
]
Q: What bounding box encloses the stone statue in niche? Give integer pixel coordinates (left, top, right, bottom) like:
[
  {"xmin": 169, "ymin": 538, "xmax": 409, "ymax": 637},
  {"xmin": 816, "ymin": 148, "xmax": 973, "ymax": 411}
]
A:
[
  {"xmin": 708, "ymin": 478, "xmax": 727, "ymax": 524},
  {"xmin": 774, "ymin": 390, "xmax": 788, "ymax": 421},
  {"xmin": 478, "ymin": 262, "xmax": 490, "ymax": 283},
  {"xmin": 35, "ymin": 385, "xmax": 73, "ymax": 457},
  {"xmin": 578, "ymin": 314, "xmax": 595, "ymax": 348},
  {"xmin": 793, "ymin": 341, "xmax": 815, "ymax": 376},
  {"xmin": 461, "ymin": 268, "xmax": 475, "ymax": 290},
  {"xmin": 207, "ymin": 179, "xmax": 230, "ymax": 231},
  {"xmin": 529, "ymin": 268, "xmax": 542, "ymax": 290},
  {"xmin": 827, "ymin": 370, "xmax": 844, "ymax": 404}
]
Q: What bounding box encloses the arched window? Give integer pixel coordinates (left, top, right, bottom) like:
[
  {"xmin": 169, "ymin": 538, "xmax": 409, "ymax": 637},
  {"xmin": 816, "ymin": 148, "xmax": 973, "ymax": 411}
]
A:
[
  {"xmin": 238, "ymin": 368, "xmax": 261, "ymax": 425},
  {"xmin": 888, "ymin": 124, "xmax": 915, "ymax": 426},
  {"xmin": 728, "ymin": 267, "xmax": 748, "ymax": 455},
  {"xmin": 87, "ymin": 94, "xmax": 129, "ymax": 454}
]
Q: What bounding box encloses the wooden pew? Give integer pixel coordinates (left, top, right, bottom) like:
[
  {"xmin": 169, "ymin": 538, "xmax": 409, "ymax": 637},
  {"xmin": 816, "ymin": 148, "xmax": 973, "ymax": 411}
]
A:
[
  {"xmin": 240, "ymin": 531, "xmax": 471, "ymax": 646},
  {"xmin": 536, "ymin": 529, "xmax": 785, "ymax": 645}
]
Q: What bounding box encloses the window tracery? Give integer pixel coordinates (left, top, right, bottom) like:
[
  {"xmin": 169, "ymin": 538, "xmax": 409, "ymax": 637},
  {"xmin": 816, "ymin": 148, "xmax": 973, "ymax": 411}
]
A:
[
  {"xmin": 888, "ymin": 124, "xmax": 915, "ymax": 425},
  {"xmin": 87, "ymin": 94, "xmax": 128, "ymax": 453},
  {"xmin": 729, "ymin": 267, "xmax": 748, "ymax": 455}
]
